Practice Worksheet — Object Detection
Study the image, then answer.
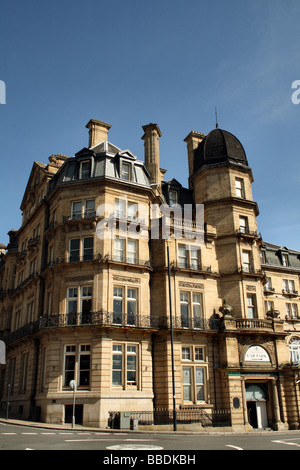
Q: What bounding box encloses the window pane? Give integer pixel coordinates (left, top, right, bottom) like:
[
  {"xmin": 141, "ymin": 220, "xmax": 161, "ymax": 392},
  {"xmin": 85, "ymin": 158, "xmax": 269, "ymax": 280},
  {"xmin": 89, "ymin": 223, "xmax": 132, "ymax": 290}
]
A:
[
  {"xmin": 112, "ymin": 352, "xmax": 122, "ymax": 385},
  {"xmin": 112, "ymin": 371, "xmax": 122, "ymax": 385},
  {"xmin": 114, "ymin": 238, "xmax": 124, "ymax": 261},
  {"xmin": 113, "ymin": 287, "xmax": 123, "ymax": 324},
  {"xmin": 196, "ymin": 368, "xmax": 205, "ymax": 401},
  {"xmin": 183, "ymin": 368, "xmax": 192, "ymax": 401},
  {"xmin": 196, "ymin": 367, "xmax": 204, "ymax": 384},
  {"xmin": 195, "ymin": 347, "xmax": 203, "ymax": 361},
  {"xmin": 128, "ymin": 203, "xmax": 137, "ymax": 221},
  {"xmin": 235, "ymin": 178, "xmax": 244, "ymax": 197},
  {"xmin": 85, "ymin": 200, "xmax": 95, "ymax": 218},
  {"xmin": 180, "ymin": 292, "xmax": 189, "ymax": 327},
  {"xmin": 127, "ymin": 289, "xmax": 136, "ymax": 325},
  {"xmin": 64, "ymin": 355, "xmax": 75, "ymax": 386},
  {"xmin": 121, "ymin": 163, "xmax": 130, "ymax": 180},
  {"xmin": 68, "ymin": 300, "xmax": 77, "ymax": 313},
  {"xmin": 178, "ymin": 246, "xmax": 187, "ymax": 267},
  {"xmin": 70, "ymin": 239, "xmax": 80, "ymax": 262},
  {"xmin": 127, "ymin": 240, "xmax": 137, "ymax": 263},
  {"xmin": 127, "ymin": 354, "xmax": 136, "ymax": 384},
  {"xmin": 72, "ymin": 202, "xmax": 82, "ymax": 219},
  {"xmin": 242, "ymin": 251, "xmax": 250, "ymax": 271},
  {"xmin": 190, "ymin": 248, "xmax": 199, "ymax": 269},
  {"xmin": 83, "ymin": 237, "xmax": 93, "ymax": 260},
  {"xmin": 80, "ymin": 161, "xmax": 91, "ymax": 179},
  {"xmin": 182, "ymin": 347, "xmax": 191, "ymax": 360},
  {"xmin": 247, "ymin": 295, "xmax": 255, "ymax": 318},
  {"xmin": 239, "ymin": 216, "xmax": 247, "ymax": 233},
  {"xmin": 79, "ymin": 355, "xmax": 90, "ymax": 386},
  {"xmin": 127, "ymin": 289, "xmax": 136, "ymax": 301},
  {"xmin": 196, "ymin": 385, "xmax": 204, "ymax": 401},
  {"xmin": 115, "ymin": 199, "xmax": 126, "ymax": 219},
  {"xmin": 169, "ymin": 190, "xmax": 177, "ymax": 206}
]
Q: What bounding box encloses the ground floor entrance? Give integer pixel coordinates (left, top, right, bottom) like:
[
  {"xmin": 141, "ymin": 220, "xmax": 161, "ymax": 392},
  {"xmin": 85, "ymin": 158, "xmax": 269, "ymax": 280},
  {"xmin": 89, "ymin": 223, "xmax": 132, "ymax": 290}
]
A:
[
  {"xmin": 247, "ymin": 401, "xmax": 268, "ymax": 428},
  {"xmin": 246, "ymin": 383, "xmax": 269, "ymax": 429},
  {"xmin": 65, "ymin": 404, "xmax": 83, "ymax": 425}
]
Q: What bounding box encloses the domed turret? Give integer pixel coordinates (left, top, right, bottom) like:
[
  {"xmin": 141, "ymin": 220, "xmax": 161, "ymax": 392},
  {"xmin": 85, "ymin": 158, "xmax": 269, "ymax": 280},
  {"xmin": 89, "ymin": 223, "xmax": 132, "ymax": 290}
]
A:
[{"xmin": 193, "ymin": 128, "xmax": 248, "ymax": 172}]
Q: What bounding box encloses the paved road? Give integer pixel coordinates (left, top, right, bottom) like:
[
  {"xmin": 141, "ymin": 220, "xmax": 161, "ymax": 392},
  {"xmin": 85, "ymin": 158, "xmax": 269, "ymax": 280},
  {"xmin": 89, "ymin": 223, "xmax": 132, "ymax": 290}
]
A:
[{"xmin": 1, "ymin": 421, "xmax": 300, "ymax": 455}]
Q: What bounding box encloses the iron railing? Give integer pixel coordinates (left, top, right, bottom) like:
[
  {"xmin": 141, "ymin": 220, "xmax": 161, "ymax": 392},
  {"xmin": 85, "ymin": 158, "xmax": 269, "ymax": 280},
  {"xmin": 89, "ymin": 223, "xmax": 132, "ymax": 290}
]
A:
[
  {"xmin": 109, "ymin": 408, "xmax": 231, "ymax": 428},
  {"xmin": 39, "ymin": 311, "xmax": 220, "ymax": 331},
  {"xmin": 43, "ymin": 254, "xmax": 151, "ymax": 270},
  {"xmin": 1, "ymin": 312, "xmax": 220, "ymax": 344}
]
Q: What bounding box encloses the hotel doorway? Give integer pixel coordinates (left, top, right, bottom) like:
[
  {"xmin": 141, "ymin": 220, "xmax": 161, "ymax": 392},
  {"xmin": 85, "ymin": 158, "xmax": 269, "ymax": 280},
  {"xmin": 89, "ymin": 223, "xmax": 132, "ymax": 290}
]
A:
[{"xmin": 246, "ymin": 383, "xmax": 269, "ymax": 429}]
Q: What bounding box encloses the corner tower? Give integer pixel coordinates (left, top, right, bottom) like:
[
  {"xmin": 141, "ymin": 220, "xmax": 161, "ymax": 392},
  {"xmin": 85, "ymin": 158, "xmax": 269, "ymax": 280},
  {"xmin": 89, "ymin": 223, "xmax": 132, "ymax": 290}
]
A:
[{"xmin": 186, "ymin": 127, "xmax": 262, "ymax": 317}]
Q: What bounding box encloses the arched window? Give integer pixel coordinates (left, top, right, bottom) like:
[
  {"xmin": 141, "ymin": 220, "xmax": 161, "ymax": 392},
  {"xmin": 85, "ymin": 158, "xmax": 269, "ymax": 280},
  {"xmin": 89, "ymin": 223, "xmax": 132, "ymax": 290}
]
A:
[{"xmin": 289, "ymin": 337, "xmax": 300, "ymax": 365}]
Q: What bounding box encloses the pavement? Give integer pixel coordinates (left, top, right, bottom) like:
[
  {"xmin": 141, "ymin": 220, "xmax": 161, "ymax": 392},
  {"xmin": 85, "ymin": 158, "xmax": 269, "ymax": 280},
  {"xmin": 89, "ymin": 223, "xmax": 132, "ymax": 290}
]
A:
[{"xmin": 0, "ymin": 412, "xmax": 120, "ymax": 433}]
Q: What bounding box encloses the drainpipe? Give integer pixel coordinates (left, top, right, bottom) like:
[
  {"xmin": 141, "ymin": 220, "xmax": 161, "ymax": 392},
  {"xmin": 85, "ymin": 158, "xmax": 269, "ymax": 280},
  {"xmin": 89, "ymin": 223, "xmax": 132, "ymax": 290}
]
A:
[
  {"xmin": 30, "ymin": 338, "xmax": 40, "ymax": 420},
  {"xmin": 212, "ymin": 335, "xmax": 218, "ymax": 410}
]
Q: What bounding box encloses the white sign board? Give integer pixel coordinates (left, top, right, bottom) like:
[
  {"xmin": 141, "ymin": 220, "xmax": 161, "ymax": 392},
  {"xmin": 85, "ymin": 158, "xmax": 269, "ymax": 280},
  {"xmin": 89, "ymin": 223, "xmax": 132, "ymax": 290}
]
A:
[{"xmin": 244, "ymin": 345, "xmax": 270, "ymax": 362}]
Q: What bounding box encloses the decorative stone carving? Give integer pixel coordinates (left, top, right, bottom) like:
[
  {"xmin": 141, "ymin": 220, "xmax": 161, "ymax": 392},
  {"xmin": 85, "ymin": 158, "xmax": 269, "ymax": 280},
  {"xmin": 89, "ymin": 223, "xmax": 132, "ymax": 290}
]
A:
[
  {"xmin": 246, "ymin": 285, "xmax": 256, "ymax": 292},
  {"xmin": 112, "ymin": 275, "xmax": 140, "ymax": 284},
  {"xmin": 178, "ymin": 281, "xmax": 204, "ymax": 289},
  {"xmin": 266, "ymin": 309, "xmax": 280, "ymax": 319},
  {"xmin": 219, "ymin": 299, "xmax": 233, "ymax": 316}
]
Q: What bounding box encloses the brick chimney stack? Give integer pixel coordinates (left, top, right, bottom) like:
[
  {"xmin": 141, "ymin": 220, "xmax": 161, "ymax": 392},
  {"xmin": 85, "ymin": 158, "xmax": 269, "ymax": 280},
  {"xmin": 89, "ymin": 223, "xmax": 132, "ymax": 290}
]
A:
[{"xmin": 184, "ymin": 130, "xmax": 205, "ymax": 187}]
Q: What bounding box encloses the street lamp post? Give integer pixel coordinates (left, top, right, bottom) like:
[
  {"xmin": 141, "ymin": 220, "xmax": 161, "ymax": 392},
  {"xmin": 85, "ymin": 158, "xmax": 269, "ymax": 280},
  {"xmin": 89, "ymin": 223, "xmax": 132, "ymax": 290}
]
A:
[
  {"xmin": 5, "ymin": 383, "xmax": 10, "ymax": 420},
  {"xmin": 69, "ymin": 380, "xmax": 77, "ymax": 428},
  {"xmin": 167, "ymin": 245, "xmax": 177, "ymax": 431}
]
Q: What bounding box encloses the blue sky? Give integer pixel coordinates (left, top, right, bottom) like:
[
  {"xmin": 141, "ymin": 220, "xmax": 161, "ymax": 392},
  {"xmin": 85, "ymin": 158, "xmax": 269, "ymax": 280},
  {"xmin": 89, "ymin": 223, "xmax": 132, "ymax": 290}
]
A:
[{"xmin": 0, "ymin": 0, "xmax": 299, "ymax": 250}]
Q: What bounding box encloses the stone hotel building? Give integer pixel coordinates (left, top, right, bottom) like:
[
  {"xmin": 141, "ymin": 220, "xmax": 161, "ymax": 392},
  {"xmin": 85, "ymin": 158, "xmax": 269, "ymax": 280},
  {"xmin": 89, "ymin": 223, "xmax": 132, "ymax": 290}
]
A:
[{"xmin": 0, "ymin": 119, "xmax": 300, "ymax": 431}]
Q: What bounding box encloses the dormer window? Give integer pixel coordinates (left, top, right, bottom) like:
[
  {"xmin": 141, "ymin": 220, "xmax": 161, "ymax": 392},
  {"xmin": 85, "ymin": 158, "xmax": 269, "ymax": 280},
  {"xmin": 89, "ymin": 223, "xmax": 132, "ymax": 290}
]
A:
[
  {"xmin": 169, "ymin": 190, "xmax": 178, "ymax": 206},
  {"xmin": 260, "ymin": 250, "xmax": 266, "ymax": 264},
  {"xmin": 121, "ymin": 162, "xmax": 130, "ymax": 180},
  {"xmin": 282, "ymin": 253, "xmax": 289, "ymax": 267},
  {"xmin": 79, "ymin": 160, "xmax": 91, "ymax": 179}
]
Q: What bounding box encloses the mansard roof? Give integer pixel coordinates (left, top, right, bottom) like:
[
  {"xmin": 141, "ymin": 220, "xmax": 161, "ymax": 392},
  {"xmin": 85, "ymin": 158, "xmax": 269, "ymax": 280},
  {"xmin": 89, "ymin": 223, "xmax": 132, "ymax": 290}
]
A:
[
  {"xmin": 161, "ymin": 178, "xmax": 194, "ymax": 207},
  {"xmin": 49, "ymin": 140, "xmax": 150, "ymax": 192},
  {"xmin": 261, "ymin": 241, "xmax": 300, "ymax": 270}
]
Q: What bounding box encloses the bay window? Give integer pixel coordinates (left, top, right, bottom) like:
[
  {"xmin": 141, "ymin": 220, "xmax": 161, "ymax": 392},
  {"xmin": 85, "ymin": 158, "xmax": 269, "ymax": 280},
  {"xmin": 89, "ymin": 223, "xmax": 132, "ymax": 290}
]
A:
[
  {"xmin": 112, "ymin": 343, "xmax": 138, "ymax": 388},
  {"xmin": 113, "ymin": 286, "xmax": 138, "ymax": 325},
  {"xmin": 66, "ymin": 286, "xmax": 92, "ymax": 325},
  {"xmin": 180, "ymin": 291, "xmax": 203, "ymax": 328},
  {"xmin": 71, "ymin": 200, "xmax": 95, "ymax": 219},
  {"xmin": 182, "ymin": 346, "xmax": 207, "ymax": 404},
  {"xmin": 113, "ymin": 237, "xmax": 138, "ymax": 264},
  {"xmin": 69, "ymin": 237, "xmax": 94, "ymax": 262},
  {"xmin": 178, "ymin": 244, "xmax": 200, "ymax": 270}
]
